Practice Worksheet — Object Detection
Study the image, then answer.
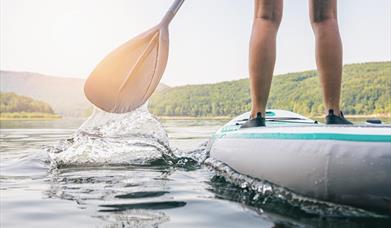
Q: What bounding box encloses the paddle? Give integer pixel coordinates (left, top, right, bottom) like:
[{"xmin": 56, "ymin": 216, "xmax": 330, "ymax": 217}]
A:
[{"xmin": 84, "ymin": 0, "xmax": 185, "ymax": 113}]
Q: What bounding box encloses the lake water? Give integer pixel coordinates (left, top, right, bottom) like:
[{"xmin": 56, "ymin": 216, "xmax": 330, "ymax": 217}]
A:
[{"xmin": 1, "ymin": 109, "xmax": 390, "ymax": 228}]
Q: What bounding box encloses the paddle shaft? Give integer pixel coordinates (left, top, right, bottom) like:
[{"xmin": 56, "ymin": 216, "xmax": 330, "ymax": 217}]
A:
[{"xmin": 162, "ymin": 0, "xmax": 185, "ymax": 25}]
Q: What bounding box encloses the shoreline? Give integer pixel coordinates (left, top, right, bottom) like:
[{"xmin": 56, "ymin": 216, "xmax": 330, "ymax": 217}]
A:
[
  {"xmin": 1, "ymin": 113, "xmax": 389, "ymax": 121},
  {"xmin": 0, "ymin": 117, "xmax": 62, "ymax": 121},
  {"xmin": 0, "ymin": 112, "xmax": 62, "ymax": 121}
]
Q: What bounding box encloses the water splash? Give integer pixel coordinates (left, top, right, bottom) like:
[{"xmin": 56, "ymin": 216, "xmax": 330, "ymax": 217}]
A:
[
  {"xmin": 170, "ymin": 141, "xmax": 209, "ymax": 169},
  {"xmin": 47, "ymin": 105, "xmax": 174, "ymax": 168}
]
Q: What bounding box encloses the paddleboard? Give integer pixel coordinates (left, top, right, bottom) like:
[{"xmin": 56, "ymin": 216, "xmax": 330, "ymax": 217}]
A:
[{"xmin": 207, "ymin": 110, "xmax": 391, "ymax": 212}]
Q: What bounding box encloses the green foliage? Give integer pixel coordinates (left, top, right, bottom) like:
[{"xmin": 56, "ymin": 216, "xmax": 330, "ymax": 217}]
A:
[
  {"xmin": 149, "ymin": 62, "xmax": 391, "ymax": 116},
  {"xmin": 0, "ymin": 112, "xmax": 61, "ymax": 120},
  {"xmin": 149, "ymin": 79, "xmax": 251, "ymax": 117},
  {"xmin": 0, "ymin": 92, "xmax": 55, "ymax": 114}
]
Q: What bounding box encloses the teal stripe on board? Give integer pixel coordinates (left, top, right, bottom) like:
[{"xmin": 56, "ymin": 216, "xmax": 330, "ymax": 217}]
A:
[
  {"xmin": 220, "ymin": 122, "xmax": 310, "ymax": 133},
  {"xmin": 218, "ymin": 132, "xmax": 391, "ymax": 142}
]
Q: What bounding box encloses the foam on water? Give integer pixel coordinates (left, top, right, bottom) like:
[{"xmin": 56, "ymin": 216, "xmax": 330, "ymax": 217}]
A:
[
  {"xmin": 47, "ymin": 105, "xmax": 174, "ymax": 168},
  {"xmin": 204, "ymin": 157, "xmax": 386, "ymax": 218}
]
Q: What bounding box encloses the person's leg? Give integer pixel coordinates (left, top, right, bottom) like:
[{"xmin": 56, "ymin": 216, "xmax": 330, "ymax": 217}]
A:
[
  {"xmin": 249, "ymin": 0, "xmax": 283, "ymax": 118},
  {"xmin": 309, "ymin": 0, "xmax": 342, "ymax": 115}
]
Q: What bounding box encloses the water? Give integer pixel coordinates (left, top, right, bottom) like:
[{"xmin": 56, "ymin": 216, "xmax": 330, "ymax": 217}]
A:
[{"xmin": 1, "ymin": 108, "xmax": 390, "ymax": 228}]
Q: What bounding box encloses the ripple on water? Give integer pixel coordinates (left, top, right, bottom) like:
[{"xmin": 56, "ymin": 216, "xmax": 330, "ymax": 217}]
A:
[
  {"xmin": 115, "ymin": 191, "xmax": 170, "ymax": 199},
  {"xmin": 99, "ymin": 201, "xmax": 187, "ymax": 212},
  {"xmin": 96, "ymin": 210, "xmax": 170, "ymax": 227}
]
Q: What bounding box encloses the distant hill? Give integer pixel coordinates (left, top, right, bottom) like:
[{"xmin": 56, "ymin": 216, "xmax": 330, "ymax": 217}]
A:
[
  {"xmin": 0, "ymin": 71, "xmax": 89, "ymax": 116},
  {"xmin": 2, "ymin": 62, "xmax": 389, "ymax": 117},
  {"xmin": 0, "ymin": 71, "xmax": 170, "ymax": 117},
  {"xmin": 0, "ymin": 92, "xmax": 55, "ymax": 113},
  {"xmin": 149, "ymin": 62, "xmax": 391, "ymax": 117}
]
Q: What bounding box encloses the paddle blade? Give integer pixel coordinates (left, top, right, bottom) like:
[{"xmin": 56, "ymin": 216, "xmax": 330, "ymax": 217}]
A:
[{"xmin": 84, "ymin": 26, "xmax": 169, "ymax": 113}]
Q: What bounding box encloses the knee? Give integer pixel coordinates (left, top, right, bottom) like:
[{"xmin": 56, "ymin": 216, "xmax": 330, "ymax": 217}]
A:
[
  {"xmin": 310, "ymin": 13, "xmax": 338, "ymax": 26},
  {"xmin": 310, "ymin": 7, "xmax": 339, "ymax": 34},
  {"xmin": 310, "ymin": 16, "xmax": 339, "ymax": 34},
  {"xmin": 254, "ymin": 12, "xmax": 282, "ymax": 27},
  {"xmin": 309, "ymin": 0, "xmax": 338, "ymax": 26},
  {"xmin": 254, "ymin": 10, "xmax": 282, "ymax": 30},
  {"xmin": 254, "ymin": 0, "xmax": 283, "ymax": 28}
]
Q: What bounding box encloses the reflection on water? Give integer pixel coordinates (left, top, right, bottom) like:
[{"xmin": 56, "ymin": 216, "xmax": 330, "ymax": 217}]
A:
[{"xmin": 45, "ymin": 166, "xmax": 177, "ymax": 227}]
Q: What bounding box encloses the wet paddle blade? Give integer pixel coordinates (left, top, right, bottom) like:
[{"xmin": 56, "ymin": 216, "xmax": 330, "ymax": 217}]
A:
[
  {"xmin": 84, "ymin": 26, "xmax": 169, "ymax": 113},
  {"xmin": 84, "ymin": 0, "xmax": 184, "ymax": 113}
]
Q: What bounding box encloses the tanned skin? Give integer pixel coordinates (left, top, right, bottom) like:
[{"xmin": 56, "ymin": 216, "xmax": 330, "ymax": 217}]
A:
[{"xmin": 249, "ymin": 0, "xmax": 343, "ymax": 117}]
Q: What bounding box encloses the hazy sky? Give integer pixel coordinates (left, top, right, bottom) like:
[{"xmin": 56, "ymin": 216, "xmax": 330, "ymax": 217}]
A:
[{"xmin": 1, "ymin": 0, "xmax": 390, "ymax": 86}]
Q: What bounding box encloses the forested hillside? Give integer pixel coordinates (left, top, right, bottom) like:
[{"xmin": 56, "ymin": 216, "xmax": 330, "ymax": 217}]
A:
[
  {"xmin": 0, "ymin": 71, "xmax": 89, "ymax": 116},
  {"xmin": 0, "ymin": 92, "xmax": 55, "ymax": 113},
  {"xmin": 149, "ymin": 62, "xmax": 391, "ymax": 117}
]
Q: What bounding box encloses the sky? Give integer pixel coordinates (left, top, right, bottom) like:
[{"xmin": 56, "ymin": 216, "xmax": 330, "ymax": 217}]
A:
[{"xmin": 1, "ymin": 0, "xmax": 390, "ymax": 86}]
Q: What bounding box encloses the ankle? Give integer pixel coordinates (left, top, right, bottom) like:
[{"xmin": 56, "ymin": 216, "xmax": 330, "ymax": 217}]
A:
[
  {"xmin": 326, "ymin": 108, "xmax": 341, "ymax": 116},
  {"xmin": 325, "ymin": 109, "xmax": 352, "ymax": 125},
  {"xmin": 251, "ymin": 111, "xmax": 265, "ymax": 118},
  {"xmin": 251, "ymin": 108, "xmax": 265, "ymax": 118},
  {"xmin": 327, "ymin": 109, "xmax": 346, "ymax": 117}
]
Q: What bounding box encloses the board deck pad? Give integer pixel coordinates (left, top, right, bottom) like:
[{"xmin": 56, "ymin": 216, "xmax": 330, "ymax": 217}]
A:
[{"xmin": 215, "ymin": 110, "xmax": 391, "ymax": 143}]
